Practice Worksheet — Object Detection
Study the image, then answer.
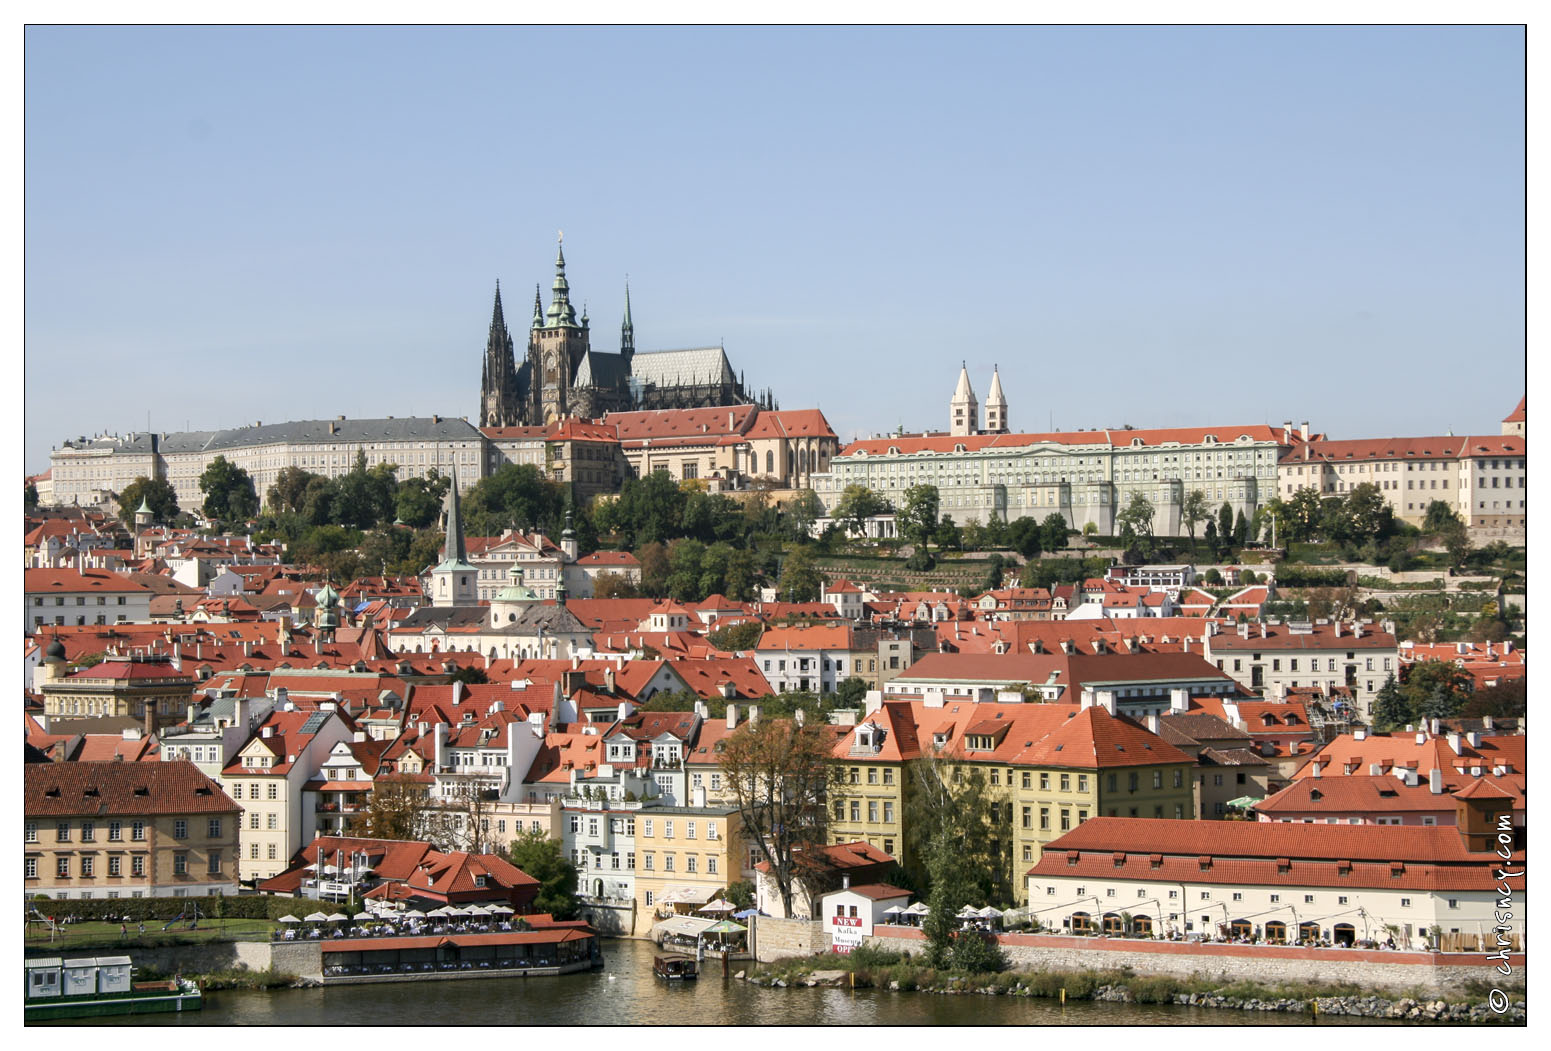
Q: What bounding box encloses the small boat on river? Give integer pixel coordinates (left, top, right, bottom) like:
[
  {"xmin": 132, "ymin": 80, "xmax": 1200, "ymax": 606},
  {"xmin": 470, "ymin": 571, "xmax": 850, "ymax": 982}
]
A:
[{"xmin": 652, "ymin": 953, "xmax": 698, "ymax": 981}]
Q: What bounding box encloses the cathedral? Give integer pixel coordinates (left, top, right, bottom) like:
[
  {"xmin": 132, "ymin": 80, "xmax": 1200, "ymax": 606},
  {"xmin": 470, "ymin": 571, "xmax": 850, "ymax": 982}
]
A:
[{"xmin": 480, "ymin": 238, "xmax": 768, "ymax": 427}]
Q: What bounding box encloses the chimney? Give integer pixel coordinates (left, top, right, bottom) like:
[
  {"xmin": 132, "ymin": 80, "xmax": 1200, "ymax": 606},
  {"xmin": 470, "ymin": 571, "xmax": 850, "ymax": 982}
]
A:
[
  {"xmin": 795, "ymin": 709, "xmax": 805, "ymax": 727},
  {"xmin": 1351, "ymin": 622, "xmax": 1362, "ymax": 639},
  {"xmin": 434, "ymin": 723, "xmax": 447, "ymax": 771},
  {"xmin": 1170, "ymin": 688, "xmax": 1190, "ymax": 712},
  {"xmin": 452, "ymin": 680, "xmax": 464, "ymax": 706},
  {"xmin": 1415, "ymin": 731, "xmax": 1426, "ymax": 745},
  {"xmin": 841, "ymin": 874, "xmax": 850, "ymax": 891},
  {"xmin": 1430, "ymin": 718, "xmax": 1441, "ymax": 735},
  {"xmin": 604, "ymin": 667, "xmax": 615, "ymax": 693},
  {"xmin": 1259, "ymin": 621, "xmax": 1266, "ymax": 639},
  {"xmin": 1333, "ymin": 621, "xmax": 1341, "ymax": 637},
  {"xmin": 1311, "ymin": 761, "xmax": 1322, "ymax": 778},
  {"xmin": 1369, "ymin": 763, "xmax": 1382, "ymax": 776},
  {"xmin": 749, "ymin": 705, "xmax": 760, "ymax": 728},
  {"xmin": 1446, "ymin": 732, "xmax": 1462, "ymax": 755},
  {"xmin": 1283, "ymin": 421, "xmax": 1293, "ymax": 444},
  {"xmin": 144, "ymin": 705, "xmax": 157, "ymax": 739},
  {"xmin": 726, "ymin": 703, "xmax": 738, "ymax": 730},
  {"xmin": 262, "ymin": 724, "xmax": 275, "ymax": 739},
  {"xmin": 1483, "ymin": 716, "xmax": 1495, "ymax": 731},
  {"xmin": 1145, "ymin": 713, "xmax": 1159, "ymax": 734},
  {"xmin": 1429, "ymin": 768, "xmax": 1443, "ymax": 795},
  {"xmin": 1354, "ymin": 728, "xmax": 1366, "ymax": 742},
  {"xmin": 1300, "ymin": 421, "xmax": 1310, "ymax": 440}
]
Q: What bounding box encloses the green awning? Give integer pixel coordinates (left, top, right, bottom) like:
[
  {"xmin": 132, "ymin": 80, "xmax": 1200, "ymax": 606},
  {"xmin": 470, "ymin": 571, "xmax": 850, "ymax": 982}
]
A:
[{"xmin": 1224, "ymin": 796, "xmax": 1264, "ymax": 809}]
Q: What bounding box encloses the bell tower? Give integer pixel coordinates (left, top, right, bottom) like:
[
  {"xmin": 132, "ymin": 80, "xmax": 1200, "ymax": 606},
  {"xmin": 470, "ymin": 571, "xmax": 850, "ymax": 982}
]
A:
[
  {"xmin": 950, "ymin": 362, "xmax": 979, "ymax": 437},
  {"xmin": 528, "ymin": 232, "xmax": 591, "ymax": 424},
  {"xmin": 985, "ymin": 365, "xmax": 1008, "ymax": 434}
]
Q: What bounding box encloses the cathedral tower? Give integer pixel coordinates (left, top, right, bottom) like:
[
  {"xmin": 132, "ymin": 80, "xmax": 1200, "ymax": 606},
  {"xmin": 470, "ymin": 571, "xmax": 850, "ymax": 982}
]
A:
[
  {"xmin": 480, "ymin": 283, "xmax": 523, "ymax": 427},
  {"xmin": 950, "ymin": 362, "xmax": 979, "ymax": 436},
  {"xmin": 985, "ymin": 365, "xmax": 1008, "ymax": 434},
  {"xmin": 528, "ymin": 234, "xmax": 592, "ymax": 424}
]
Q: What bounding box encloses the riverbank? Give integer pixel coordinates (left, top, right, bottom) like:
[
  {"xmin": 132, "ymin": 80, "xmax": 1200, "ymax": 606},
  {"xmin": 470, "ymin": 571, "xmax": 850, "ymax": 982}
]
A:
[{"xmin": 740, "ymin": 956, "xmax": 1526, "ymax": 1024}]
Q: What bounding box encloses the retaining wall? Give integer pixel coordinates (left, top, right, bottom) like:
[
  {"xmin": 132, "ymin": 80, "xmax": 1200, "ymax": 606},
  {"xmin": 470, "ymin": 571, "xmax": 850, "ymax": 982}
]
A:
[
  {"xmin": 750, "ymin": 916, "xmax": 827, "ymax": 963},
  {"xmin": 866, "ymin": 927, "xmax": 1522, "ymax": 997},
  {"xmin": 24, "ymin": 939, "xmax": 310, "ymax": 979}
]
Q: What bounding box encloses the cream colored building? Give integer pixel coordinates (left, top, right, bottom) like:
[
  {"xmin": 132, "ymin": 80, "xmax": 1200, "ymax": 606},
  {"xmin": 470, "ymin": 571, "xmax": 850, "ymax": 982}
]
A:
[
  {"xmin": 1277, "ymin": 434, "xmax": 1525, "ymax": 530},
  {"xmin": 633, "ymin": 805, "xmax": 744, "ymax": 920}
]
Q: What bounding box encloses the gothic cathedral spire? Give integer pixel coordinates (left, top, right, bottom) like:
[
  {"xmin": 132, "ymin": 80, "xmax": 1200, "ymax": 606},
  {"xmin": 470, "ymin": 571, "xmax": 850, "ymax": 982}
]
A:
[
  {"xmin": 620, "ymin": 280, "xmax": 635, "ymax": 361},
  {"xmin": 480, "ymin": 282, "xmax": 522, "ymax": 427}
]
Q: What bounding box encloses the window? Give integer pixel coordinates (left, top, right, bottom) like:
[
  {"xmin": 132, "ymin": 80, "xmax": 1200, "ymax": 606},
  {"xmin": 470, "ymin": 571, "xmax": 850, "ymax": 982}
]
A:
[
  {"xmin": 1304, "ymin": 895, "xmax": 1315, "ymax": 904},
  {"xmin": 56, "ymin": 822, "xmax": 70, "ymax": 843},
  {"xmin": 267, "ymin": 784, "xmax": 277, "ymax": 800},
  {"xmin": 883, "ymin": 769, "xmax": 894, "ymax": 785},
  {"xmin": 24, "ymin": 822, "xmax": 36, "ymax": 843},
  {"xmin": 1039, "ymin": 773, "xmax": 1050, "ymax": 790},
  {"xmin": 850, "ymin": 801, "xmax": 861, "ymax": 822},
  {"xmin": 57, "ymin": 857, "xmax": 70, "ymax": 878},
  {"xmin": 707, "ymin": 823, "xmax": 719, "ymax": 840},
  {"xmin": 687, "ymin": 821, "xmax": 696, "ymax": 840},
  {"xmin": 208, "ymin": 852, "xmax": 222, "ymax": 875},
  {"xmin": 867, "ymin": 768, "xmax": 878, "ymax": 785},
  {"xmin": 1040, "ymin": 807, "xmax": 1049, "ymax": 830},
  {"xmin": 1060, "ymin": 809, "xmax": 1070, "ymax": 831},
  {"xmin": 1152, "ymin": 771, "xmax": 1162, "ymax": 789},
  {"xmin": 1021, "ymin": 772, "xmax": 1031, "ymax": 789},
  {"xmin": 644, "ymin": 854, "xmax": 654, "ymax": 871},
  {"xmin": 1232, "ymin": 892, "xmax": 1242, "ymax": 901},
  {"xmin": 868, "ymin": 801, "xmax": 879, "ymax": 823},
  {"xmin": 250, "ymin": 813, "xmax": 260, "ymax": 830},
  {"xmin": 1172, "ymin": 769, "xmax": 1183, "ymax": 788},
  {"xmin": 268, "ymin": 844, "xmax": 277, "ymax": 860},
  {"xmin": 627, "ymin": 852, "xmax": 635, "ymax": 870},
  {"xmin": 1128, "ymin": 772, "xmax": 1139, "ymax": 792},
  {"xmin": 81, "ymin": 821, "xmax": 96, "ymax": 843},
  {"xmin": 82, "ymin": 855, "xmax": 95, "ymax": 877},
  {"xmin": 1059, "ymin": 774, "xmax": 1070, "ymax": 792},
  {"xmin": 664, "ymin": 821, "xmax": 674, "ymax": 838},
  {"xmin": 643, "ymin": 819, "xmax": 653, "ymax": 837},
  {"xmin": 1400, "ymin": 898, "xmax": 1411, "ymax": 907},
  {"xmin": 267, "ymin": 814, "xmax": 278, "ymax": 830},
  {"xmin": 174, "ymin": 819, "xmax": 188, "ymax": 840},
  {"xmin": 664, "ymin": 855, "xmax": 675, "ymax": 872},
  {"xmin": 645, "ymin": 891, "xmax": 654, "ymax": 907},
  {"xmin": 108, "ymin": 855, "xmax": 122, "ymax": 876},
  {"xmin": 250, "ymin": 844, "xmax": 259, "ymax": 859},
  {"xmin": 686, "ymin": 856, "xmax": 698, "ymax": 874}
]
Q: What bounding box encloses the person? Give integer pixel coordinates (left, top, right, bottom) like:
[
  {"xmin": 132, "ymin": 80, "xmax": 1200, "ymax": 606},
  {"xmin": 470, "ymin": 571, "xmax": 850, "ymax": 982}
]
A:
[
  {"xmin": 120, "ymin": 923, "xmax": 127, "ymax": 940},
  {"xmin": 138, "ymin": 923, "xmax": 145, "ymax": 937}
]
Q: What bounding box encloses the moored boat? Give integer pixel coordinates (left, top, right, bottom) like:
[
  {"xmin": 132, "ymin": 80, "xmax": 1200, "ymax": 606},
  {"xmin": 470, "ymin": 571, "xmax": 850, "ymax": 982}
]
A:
[
  {"xmin": 24, "ymin": 956, "xmax": 202, "ymax": 1021},
  {"xmin": 652, "ymin": 953, "xmax": 698, "ymax": 981}
]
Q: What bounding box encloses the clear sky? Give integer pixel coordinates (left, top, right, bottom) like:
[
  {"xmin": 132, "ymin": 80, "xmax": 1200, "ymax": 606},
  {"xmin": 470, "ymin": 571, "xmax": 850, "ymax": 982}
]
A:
[{"xmin": 22, "ymin": 25, "xmax": 1526, "ymax": 475}]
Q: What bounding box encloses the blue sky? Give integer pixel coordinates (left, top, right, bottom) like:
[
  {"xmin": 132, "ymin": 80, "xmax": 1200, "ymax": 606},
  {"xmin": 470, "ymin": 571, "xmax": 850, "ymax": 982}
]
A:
[{"xmin": 23, "ymin": 26, "xmax": 1525, "ymax": 475}]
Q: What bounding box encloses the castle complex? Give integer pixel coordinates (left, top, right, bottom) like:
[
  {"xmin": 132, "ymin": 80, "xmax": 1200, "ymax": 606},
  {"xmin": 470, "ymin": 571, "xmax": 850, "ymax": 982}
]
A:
[{"xmin": 480, "ymin": 238, "xmax": 765, "ymax": 427}]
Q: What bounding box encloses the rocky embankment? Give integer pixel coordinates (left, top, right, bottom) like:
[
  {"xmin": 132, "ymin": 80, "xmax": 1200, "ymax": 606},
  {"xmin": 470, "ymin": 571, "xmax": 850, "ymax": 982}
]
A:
[{"xmin": 736, "ymin": 970, "xmax": 1526, "ymax": 1024}]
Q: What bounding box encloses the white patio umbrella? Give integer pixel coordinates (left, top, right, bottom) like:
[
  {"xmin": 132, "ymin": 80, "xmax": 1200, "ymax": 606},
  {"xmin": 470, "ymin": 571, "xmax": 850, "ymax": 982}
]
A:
[
  {"xmin": 353, "ymin": 911, "xmax": 374, "ymax": 921},
  {"xmin": 278, "ymin": 915, "xmax": 302, "ymax": 924},
  {"xmin": 906, "ymin": 902, "xmax": 930, "ymax": 915},
  {"xmin": 956, "ymin": 905, "xmax": 981, "ymax": 919},
  {"xmin": 699, "ymin": 898, "xmax": 736, "ymax": 913},
  {"xmin": 488, "ymin": 905, "xmax": 514, "ymax": 915},
  {"xmin": 882, "ymin": 905, "xmax": 906, "ymax": 921},
  {"xmin": 427, "ymin": 906, "xmax": 452, "ymax": 918},
  {"xmin": 978, "ymin": 906, "xmax": 1005, "ymax": 919},
  {"xmin": 444, "ymin": 906, "xmax": 470, "ymax": 917},
  {"xmin": 465, "ymin": 905, "xmax": 491, "ymax": 917},
  {"xmin": 304, "ymin": 912, "xmax": 330, "ymax": 922},
  {"xmin": 326, "ymin": 913, "xmax": 349, "ymax": 922}
]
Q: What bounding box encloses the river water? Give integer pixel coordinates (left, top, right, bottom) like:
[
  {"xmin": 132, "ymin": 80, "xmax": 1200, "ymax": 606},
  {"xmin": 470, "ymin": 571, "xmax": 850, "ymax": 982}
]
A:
[{"xmin": 74, "ymin": 938, "xmax": 1400, "ymax": 1026}]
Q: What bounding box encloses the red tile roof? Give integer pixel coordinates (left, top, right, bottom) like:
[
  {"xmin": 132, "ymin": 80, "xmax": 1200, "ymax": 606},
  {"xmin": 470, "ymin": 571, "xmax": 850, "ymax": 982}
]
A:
[
  {"xmin": 843, "ymin": 424, "xmax": 1296, "ymax": 457},
  {"xmin": 743, "ymin": 409, "xmax": 836, "ymax": 440},
  {"xmin": 26, "ymin": 760, "xmax": 238, "ymax": 816},
  {"xmin": 1503, "ymin": 396, "xmax": 1525, "ymax": 423}
]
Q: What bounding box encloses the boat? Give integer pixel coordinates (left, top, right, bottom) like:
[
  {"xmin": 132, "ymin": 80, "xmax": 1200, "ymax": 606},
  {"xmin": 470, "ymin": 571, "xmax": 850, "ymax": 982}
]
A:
[
  {"xmin": 24, "ymin": 956, "xmax": 202, "ymax": 1021},
  {"xmin": 652, "ymin": 952, "xmax": 699, "ymax": 981}
]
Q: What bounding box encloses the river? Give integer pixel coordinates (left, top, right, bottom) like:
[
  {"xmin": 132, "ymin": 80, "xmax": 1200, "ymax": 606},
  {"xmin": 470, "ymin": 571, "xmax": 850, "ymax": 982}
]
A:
[{"xmin": 69, "ymin": 938, "xmax": 1401, "ymax": 1026}]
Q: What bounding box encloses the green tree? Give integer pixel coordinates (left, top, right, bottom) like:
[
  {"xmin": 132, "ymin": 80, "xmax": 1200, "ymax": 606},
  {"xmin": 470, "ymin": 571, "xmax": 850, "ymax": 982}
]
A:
[
  {"xmin": 1217, "ymin": 502, "xmax": 1235, "ymax": 548},
  {"xmin": 591, "ymin": 571, "xmax": 641, "ymax": 600},
  {"xmin": 900, "ymin": 484, "xmax": 941, "ymax": 549},
  {"xmin": 1398, "ymin": 659, "xmax": 1473, "ymax": 719},
  {"xmin": 394, "ymin": 471, "xmax": 450, "ymax": 529},
  {"xmin": 666, "ymin": 538, "xmax": 706, "ymax": 601},
  {"xmin": 708, "ymin": 621, "xmax": 764, "ymax": 652},
  {"xmin": 832, "ymin": 484, "xmax": 891, "ymax": 536},
  {"xmin": 1441, "ymin": 521, "xmax": 1471, "ymax": 568},
  {"xmin": 785, "ymin": 489, "xmax": 823, "ymax": 540},
  {"xmin": 1344, "ymin": 483, "xmax": 1395, "ymax": 542},
  {"xmin": 199, "ymin": 456, "xmax": 259, "ymax": 524},
  {"xmin": 25, "ymin": 481, "xmax": 40, "ymax": 512},
  {"xmin": 1116, "ymin": 493, "xmax": 1156, "ymax": 554},
  {"xmin": 1422, "ymin": 500, "xmax": 1462, "ymax": 533},
  {"xmin": 1370, "ymin": 674, "xmax": 1412, "ymax": 732},
  {"xmin": 636, "ymin": 541, "xmax": 671, "ymax": 597},
  {"xmin": 1282, "ymin": 487, "xmax": 1323, "ymax": 543},
  {"xmin": 1181, "ymin": 489, "xmax": 1209, "ymax": 548},
  {"xmin": 117, "ymin": 477, "xmax": 180, "ymax": 526},
  {"xmin": 1006, "ymin": 517, "xmax": 1043, "ymax": 559},
  {"xmin": 718, "ymin": 718, "xmax": 838, "ymax": 917},
  {"xmin": 597, "ymin": 472, "xmax": 689, "ymax": 548},
  {"xmin": 1459, "ymin": 678, "xmax": 1526, "ymax": 720},
  {"xmin": 447, "ymin": 665, "xmax": 490, "ymax": 685},
  {"xmin": 507, "ymin": 829, "xmax": 579, "ymax": 919},
  {"xmin": 348, "ymin": 774, "xmax": 435, "ymax": 842},
  {"xmin": 932, "ymin": 515, "xmax": 962, "ymax": 552},
  {"xmin": 724, "ymin": 880, "xmax": 755, "ymax": 909},
  {"xmin": 908, "ymin": 756, "xmax": 1012, "ymax": 968},
  {"xmin": 466, "ymin": 464, "xmax": 565, "ymax": 537},
  {"xmin": 1040, "ymin": 512, "xmax": 1070, "ymax": 553},
  {"xmin": 1233, "ymin": 509, "xmax": 1250, "ymax": 548},
  {"xmin": 266, "ymin": 466, "xmax": 323, "ymax": 514},
  {"xmin": 778, "ymin": 545, "xmax": 823, "ymax": 602},
  {"xmin": 834, "ymin": 676, "xmax": 870, "ymax": 709},
  {"xmin": 981, "ymin": 553, "xmax": 1006, "ymax": 592}
]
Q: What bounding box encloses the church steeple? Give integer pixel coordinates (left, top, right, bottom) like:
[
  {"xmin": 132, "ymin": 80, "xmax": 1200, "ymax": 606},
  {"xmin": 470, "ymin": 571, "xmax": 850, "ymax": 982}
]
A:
[
  {"xmin": 531, "ymin": 284, "xmax": 543, "ymax": 329},
  {"xmin": 545, "ymin": 234, "xmax": 578, "ymax": 328},
  {"xmin": 620, "ymin": 280, "xmax": 635, "ymax": 360},
  {"xmin": 480, "ymin": 281, "xmax": 521, "ymax": 427},
  {"xmin": 430, "ymin": 463, "xmax": 478, "ymax": 606},
  {"xmin": 985, "ymin": 365, "xmax": 1008, "ymax": 434},
  {"xmin": 950, "ymin": 362, "xmax": 979, "ymax": 436}
]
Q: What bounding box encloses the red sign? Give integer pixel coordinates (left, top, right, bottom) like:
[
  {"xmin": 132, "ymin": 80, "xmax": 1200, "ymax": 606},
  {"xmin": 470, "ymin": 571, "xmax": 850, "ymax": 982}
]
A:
[{"xmin": 831, "ymin": 916, "xmax": 862, "ymax": 927}]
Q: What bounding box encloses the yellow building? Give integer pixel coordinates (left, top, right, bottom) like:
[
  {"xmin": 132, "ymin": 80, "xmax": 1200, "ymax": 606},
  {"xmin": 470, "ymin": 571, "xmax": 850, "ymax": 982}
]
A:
[
  {"xmin": 829, "ymin": 700, "xmax": 1196, "ymax": 903},
  {"xmin": 632, "ymin": 805, "xmax": 744, "ymax": 921}
]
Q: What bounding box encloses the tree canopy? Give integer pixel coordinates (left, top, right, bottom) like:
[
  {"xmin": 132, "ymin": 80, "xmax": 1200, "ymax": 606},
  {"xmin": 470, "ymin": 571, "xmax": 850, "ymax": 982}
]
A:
[
  {"xmin": 507, "ymin": 828, "xmax": 579, "ymax": 919},
  {"xmin": 117, "ymin": 476, "xmax": 180, "ymax": 526},
  {"xmin": 199, "ymin": 456, "xmax": 259, "ymax": 524}
]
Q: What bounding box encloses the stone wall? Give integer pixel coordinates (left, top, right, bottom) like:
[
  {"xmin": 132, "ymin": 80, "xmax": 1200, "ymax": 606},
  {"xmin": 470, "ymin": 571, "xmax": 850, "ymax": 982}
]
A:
[
  {"xmin": 750, "ymin": 916, "xmax": 827, "ymax": 963},
  {"xmin": 24, "ymin": 939, "xmax": 304, "ymax": 979},
  {"xmin": 867, "ymin": 928, "xmax": 1521, "ymax": 998}
]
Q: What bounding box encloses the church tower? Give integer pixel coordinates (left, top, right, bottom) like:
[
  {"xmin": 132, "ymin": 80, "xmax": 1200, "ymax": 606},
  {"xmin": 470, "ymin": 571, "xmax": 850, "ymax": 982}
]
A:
[
  {"xmin": 950, "ymin": 362, "xmax": 979, "ymax": 436},
  {"xmin": 527, "ymin": 234, "xmax": 592, "ymax": 424},
  {"xmin": 480, "ymin": 283, "xmax": 522, "ymax": 427},
  {"xmin": 428, "ymin": 464, "xmax": 479, "ymax": 606},
  {"xmin": 620, "ymin": 281, "xmax": 635, "ymax": 364},
  {"xmin": 985, "ymin": 365, "xmax": 1008, "ymax": 434}
]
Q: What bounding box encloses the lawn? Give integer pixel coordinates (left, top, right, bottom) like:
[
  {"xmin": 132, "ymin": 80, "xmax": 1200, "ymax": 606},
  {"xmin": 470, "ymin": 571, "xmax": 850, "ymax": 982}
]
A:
[{"xmin": 23, "ymin": 917, "xmax": 278, "ymax": 951}]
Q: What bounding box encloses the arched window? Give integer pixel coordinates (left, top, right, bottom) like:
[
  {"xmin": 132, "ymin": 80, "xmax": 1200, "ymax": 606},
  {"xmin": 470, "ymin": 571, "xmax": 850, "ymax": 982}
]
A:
[{"xmin": 766, "ymin": 451, "xmax": 774, "ymax": 474}]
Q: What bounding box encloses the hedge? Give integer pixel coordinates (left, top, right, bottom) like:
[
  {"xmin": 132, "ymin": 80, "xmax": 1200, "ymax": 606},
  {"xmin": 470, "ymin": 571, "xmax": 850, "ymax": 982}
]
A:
[
  {"xmin": 1271, "ymin": 566, "xmax": 1351, "ymax": 588},
  {"xmin": 25, "ymin": 894, "xmax": 296, "ymax": 923}
]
